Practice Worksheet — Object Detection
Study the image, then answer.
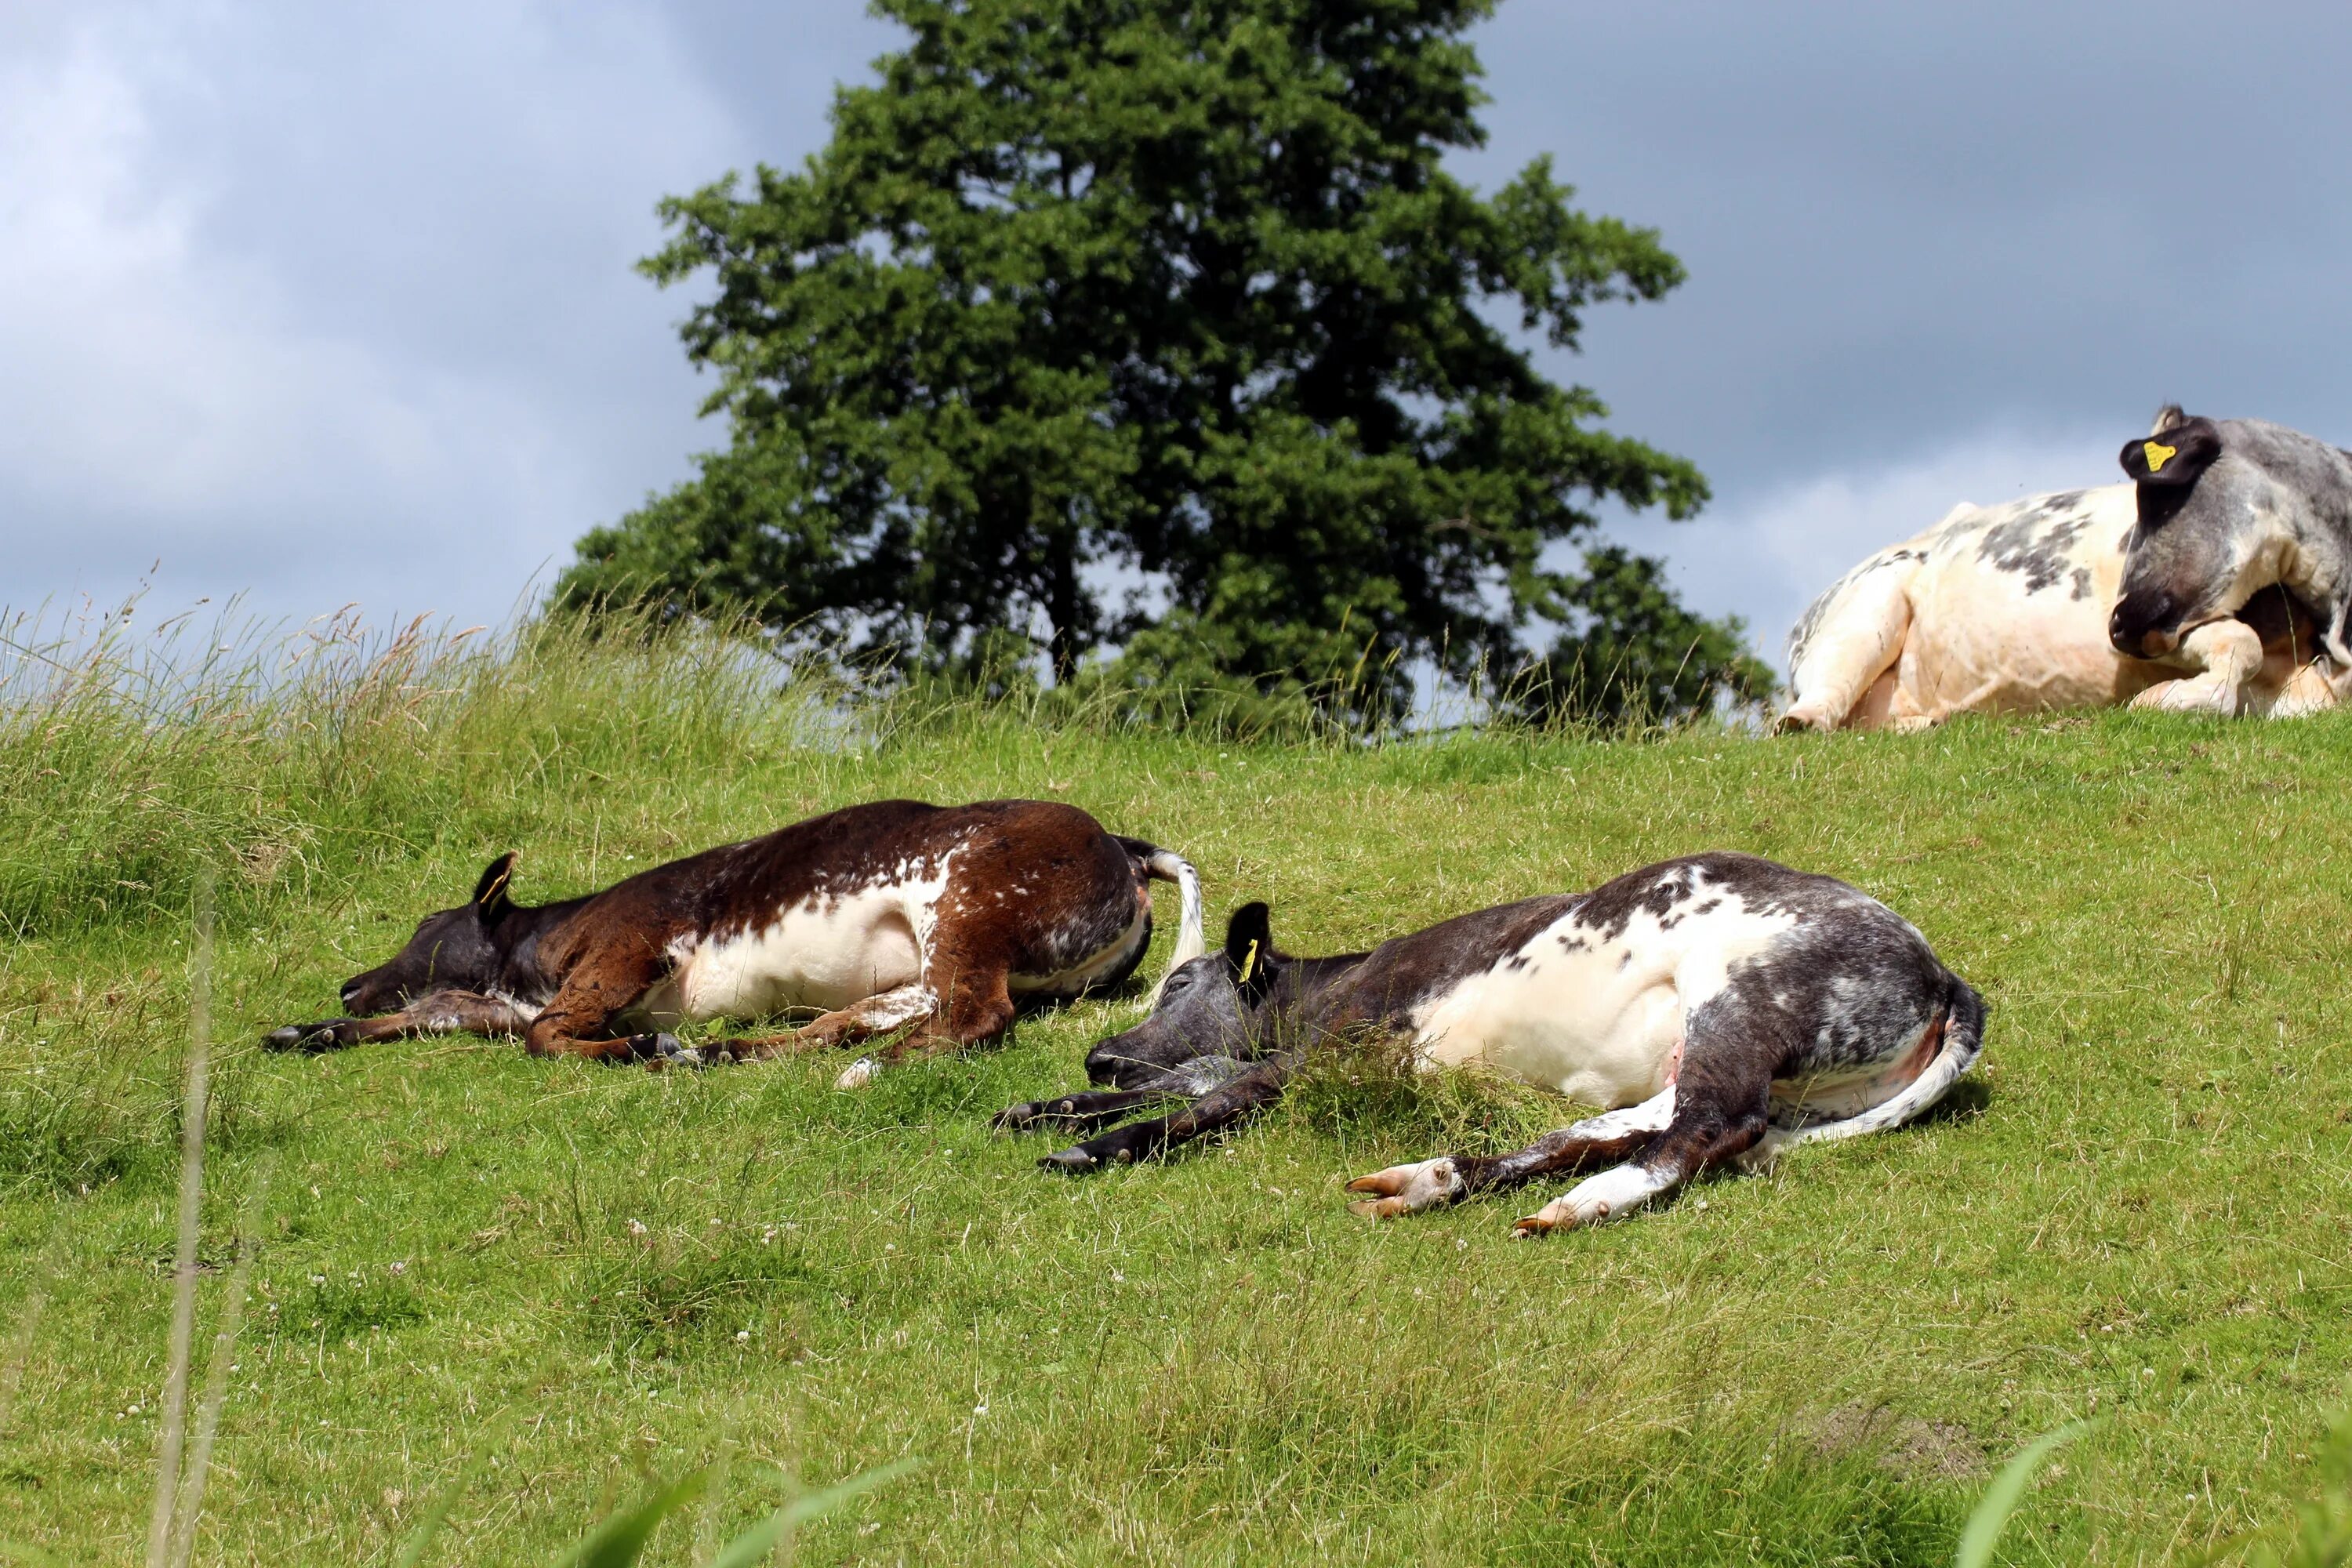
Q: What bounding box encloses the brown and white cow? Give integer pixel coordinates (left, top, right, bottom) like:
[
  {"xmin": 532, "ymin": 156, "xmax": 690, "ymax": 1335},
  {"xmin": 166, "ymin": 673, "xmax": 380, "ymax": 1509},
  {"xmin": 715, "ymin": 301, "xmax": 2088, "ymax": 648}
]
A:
[
  {"xmin": 265, "ymin": 799, "xmax": 1203, "ymax": 1087},
  {"xmin": 996, "ymin": 853, "xmax": 1984, "ymax": 1233},
  {"xmin": 1779, "ymin": 418, "xmax": 2349, "ymax": 731}
]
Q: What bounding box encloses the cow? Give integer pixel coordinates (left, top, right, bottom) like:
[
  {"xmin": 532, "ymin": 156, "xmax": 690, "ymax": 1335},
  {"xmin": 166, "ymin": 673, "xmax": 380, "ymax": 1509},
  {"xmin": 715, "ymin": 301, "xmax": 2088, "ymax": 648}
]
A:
[
  {"xmin": 993, "ymin": 852, "xmax": 1984, "ymax": 1234},
  {"xmin": 1778, "ymin": 422, "xmax": 2348, "ymax": 731},
  {"xmin": 2110, "ymin": 408, "xmax": 2352, "ymax": 703},
  {"xmin": 263, "ymin": 799, "xmax": 1203, "ymax": 1089}
]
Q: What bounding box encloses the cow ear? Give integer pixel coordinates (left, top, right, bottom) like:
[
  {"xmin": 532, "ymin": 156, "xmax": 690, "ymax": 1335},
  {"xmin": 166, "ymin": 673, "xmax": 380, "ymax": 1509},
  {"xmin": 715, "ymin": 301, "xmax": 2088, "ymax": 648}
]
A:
[
  {"xmin": 471, "ymin": 851, "xmax": 519, "ymax": 916},
  {"xmin": 1223, "ymin": 902, "xmax": 1277, "ymax": 998},
  {"xmin": 2119, "ymin": 416, "xmax": 2222, "ymax": 489}
]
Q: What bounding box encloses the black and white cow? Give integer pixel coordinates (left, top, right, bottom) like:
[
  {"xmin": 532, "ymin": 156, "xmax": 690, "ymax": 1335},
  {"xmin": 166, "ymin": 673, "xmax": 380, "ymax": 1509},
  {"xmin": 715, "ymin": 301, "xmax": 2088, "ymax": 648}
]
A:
[
  {"xmin": 265, "ymin": 799, "xmax": 1203, "ymax": 1088},
  {"xmin": 996, "ymin": 853, "xmax": 1984, "ymax": 1233},
  {"xmin": 2109, "ymin": 407, "xmax": 2352, "ymax": 709}
]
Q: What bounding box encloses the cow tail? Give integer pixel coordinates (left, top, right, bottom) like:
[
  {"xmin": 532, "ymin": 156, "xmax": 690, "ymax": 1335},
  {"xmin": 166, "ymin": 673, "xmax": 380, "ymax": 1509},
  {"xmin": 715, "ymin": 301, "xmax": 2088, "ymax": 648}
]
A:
[
  {"xmin": 1121, "ymin": 840, "xmax": 1204, "ymax": 1006},
  {"xmin": 1774, "ymin": 970, "xmax": 1987, "ymax": 1150}
]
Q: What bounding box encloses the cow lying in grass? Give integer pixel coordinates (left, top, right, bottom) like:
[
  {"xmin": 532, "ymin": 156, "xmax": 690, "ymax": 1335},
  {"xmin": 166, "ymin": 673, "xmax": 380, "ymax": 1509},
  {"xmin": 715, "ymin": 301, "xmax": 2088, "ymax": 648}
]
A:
[
  {"xmin": 995, "ymin": 853, "xmax": 1983, "ymax": 1233},
  {"xmin": 1779, "ymin": 411, "xmax": 2349, "ymax": 731},
  {"xmin": 265, "ymin": 799, "xmax": 1203, "ymax": 1087}
]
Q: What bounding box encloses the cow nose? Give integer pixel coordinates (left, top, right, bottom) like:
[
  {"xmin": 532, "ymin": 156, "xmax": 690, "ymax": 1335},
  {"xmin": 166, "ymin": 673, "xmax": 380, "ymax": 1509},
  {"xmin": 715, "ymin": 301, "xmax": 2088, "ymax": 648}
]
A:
[{"xmin": 2109, "ymin": 593, "xmax": 2180, "ymax": 658}]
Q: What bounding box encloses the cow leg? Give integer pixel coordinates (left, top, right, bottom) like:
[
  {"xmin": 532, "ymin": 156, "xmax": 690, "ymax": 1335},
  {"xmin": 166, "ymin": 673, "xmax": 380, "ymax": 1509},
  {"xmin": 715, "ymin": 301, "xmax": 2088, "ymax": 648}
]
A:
[
  {"xmin": 1343, "ymin": 1089, "xmax": 1677, "ymax": 1218},
  {"xmin": 832, "ymin": 967, "xmax": 1016, "ymax": 1090},
  {"xmin": 1778, "ymin": 557, "xmax": 1918, "ymax": 732},
  {"xmin": 991, "ymin": 1087, "xmax": 1178, "ymax": 1136},
  {"xmin": 1513, "ymin": 1033, "xmax": 1775, "ymax": 1235},
  {"xmin": 2129, "ymin": 618, "xmax": 2264, "ymax": 715},
  {"xmin": 264, "ymin": 989, "xmax": 535, "ymax": 1053},
  {"xmin": 524, "ymin": 949, "xmax": 693, "ymax": 1068},
  {"xmin": 1845, "ymin": 667, "xmax": 1904, "ymax": 730},
  {"xmin": 994, "ymin": 1056, "xmax": 1250, "ymax": 1135},
  {"xmin": 1038, "ymin": 1055, "xmax": 1296, "ymax": 1169},
  {"xmin": 2264, "ymin": 657, "xmax": 2343, "ymax": 719},
  {"xmin": 717, "ymin": 983, "xmax": 942, "ymax": 1062}
]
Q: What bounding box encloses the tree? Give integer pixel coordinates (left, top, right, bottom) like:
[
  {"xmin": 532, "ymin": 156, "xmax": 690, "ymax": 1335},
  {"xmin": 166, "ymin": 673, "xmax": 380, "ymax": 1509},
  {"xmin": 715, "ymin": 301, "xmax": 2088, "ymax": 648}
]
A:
[
  {"xmin": 1510, "ymin": 546, "xmax": 1774, "ymax": 728},
  {"xmin": 561, "ymin": 0, "xmax": 1766, "ymax": 721}
]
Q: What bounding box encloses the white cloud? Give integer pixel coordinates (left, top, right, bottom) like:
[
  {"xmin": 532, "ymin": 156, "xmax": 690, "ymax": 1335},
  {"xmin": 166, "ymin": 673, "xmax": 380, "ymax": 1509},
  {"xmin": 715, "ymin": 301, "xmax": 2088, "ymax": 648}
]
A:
[
  {"xmin": 0, "ymin": 1, "xmax": 744, "ymax": 626},
  {"xmin": 1602, "ymin": 427, "xmax": 2125, "ymax": 670}
]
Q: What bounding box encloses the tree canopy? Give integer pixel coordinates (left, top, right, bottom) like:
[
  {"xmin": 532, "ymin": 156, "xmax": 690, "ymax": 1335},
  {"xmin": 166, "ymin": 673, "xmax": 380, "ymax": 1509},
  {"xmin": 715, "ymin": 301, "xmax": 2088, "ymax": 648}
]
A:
[{"xmin": 561, "ymin": 0, "xmax": 1769, "ymax": 722}]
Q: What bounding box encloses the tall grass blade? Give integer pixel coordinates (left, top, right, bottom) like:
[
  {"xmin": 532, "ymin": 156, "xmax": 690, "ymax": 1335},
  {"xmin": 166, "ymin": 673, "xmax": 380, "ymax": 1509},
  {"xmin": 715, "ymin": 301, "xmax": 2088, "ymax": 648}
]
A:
[
  {"xmin": 693, "ymin": 1417, "xmax": 739, "ymax": 1563},
  {"xmin": 705, "ymin": 1458, "xmax": 921, "ymax": 1568},
  {"xmin": 552, "ymin": 1468, "xmax": 710, "ymax": 1568},
  {"xmin": 387, "ymin": 1461, "xmax": 480, "ymax": 1568},
  {"xmin": 166, "ymin": 1155, "xmax": 273, "ymax": 1567},
  {"xmin": 1956, "ymin": 1421, "xmax": 2093, "ymax": 1568},
  {"xmin": 143, "ymin": 873, "xmax": 214, "ymax": 1568}
]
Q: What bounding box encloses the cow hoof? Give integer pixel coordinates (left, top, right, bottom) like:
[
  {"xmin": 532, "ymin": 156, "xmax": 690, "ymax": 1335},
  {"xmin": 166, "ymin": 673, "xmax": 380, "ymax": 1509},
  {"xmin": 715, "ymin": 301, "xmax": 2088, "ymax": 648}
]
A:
[
  {"xmin": 1039, "ymin": 1146, "xmax": 1098, "ymax": 1172},
  {"xmin": 1505, "ymin": 1203, "xmax": 1581, "ymax": 1241},
  {"xmin": 991, "ymin": 1102, "xmax": 1041, "ymax": 1134},
  {"xmin": 2130, "ymin": 678, "xmax": 2234, "ymax": 716},
  {"xmin": 263, "ymin": 1022, "xmax": 345, "ymax": 1053},
  {"xmin": 1345, "ymin": 1157, "xmax": 1461, "ymax": 1218},
  {"xmin": 833, "ymin": 1057, "xmax": 879, "ymax": 1091},
  {"xmin": 650, "ymin": 1033, "xmax": 704, "ymax": 1070}
]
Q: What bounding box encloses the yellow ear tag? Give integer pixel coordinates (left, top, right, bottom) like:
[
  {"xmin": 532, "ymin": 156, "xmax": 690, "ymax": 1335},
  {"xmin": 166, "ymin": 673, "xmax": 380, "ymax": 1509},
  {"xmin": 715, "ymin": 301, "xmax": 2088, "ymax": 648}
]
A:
[
  {"xmin": 1238, "ymin": 939, "xmax": 1260, "ymax": 985},
  {"xmin": 2144, "ymin": 439, "xmax": 2178, "ymax": 474}
]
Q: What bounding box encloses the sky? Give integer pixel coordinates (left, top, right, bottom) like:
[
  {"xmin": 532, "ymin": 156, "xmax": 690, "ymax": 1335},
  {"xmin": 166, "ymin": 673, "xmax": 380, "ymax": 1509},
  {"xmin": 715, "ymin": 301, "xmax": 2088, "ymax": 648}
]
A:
[{"xmin": 7, "ymin": 0, "xmax": 2351, "ymax": 666}]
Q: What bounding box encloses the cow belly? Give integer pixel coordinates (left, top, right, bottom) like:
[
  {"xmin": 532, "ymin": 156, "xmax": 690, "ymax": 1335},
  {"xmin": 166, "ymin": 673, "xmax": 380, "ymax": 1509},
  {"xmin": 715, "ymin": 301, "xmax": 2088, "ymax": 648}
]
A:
[
  {"xmin": 1414, "ymin": 972, "xmax": 1682, "ymax": 1109},
  {"xmin": 1904, "ymin": 564, "xmax": 2147, "ymax": 715},
  {"xmin": 674, "ymin": 887, "xmax": 927, "ymax": 1020}
]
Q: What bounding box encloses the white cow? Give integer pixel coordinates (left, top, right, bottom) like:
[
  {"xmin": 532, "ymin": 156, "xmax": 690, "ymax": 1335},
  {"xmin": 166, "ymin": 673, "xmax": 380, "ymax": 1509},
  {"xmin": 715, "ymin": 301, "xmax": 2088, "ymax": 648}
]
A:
[{"xmin": 1780, "ymin": 478, "xmax": 2346, "ymax": 732}]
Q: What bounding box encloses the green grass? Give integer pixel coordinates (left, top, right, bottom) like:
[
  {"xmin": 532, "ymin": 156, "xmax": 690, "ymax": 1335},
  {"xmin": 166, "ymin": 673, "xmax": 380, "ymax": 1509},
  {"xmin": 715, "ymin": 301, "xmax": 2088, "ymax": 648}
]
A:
[{"xmin": 6, "ymin": 616, "xmax": 2352, "ymax": 1563}]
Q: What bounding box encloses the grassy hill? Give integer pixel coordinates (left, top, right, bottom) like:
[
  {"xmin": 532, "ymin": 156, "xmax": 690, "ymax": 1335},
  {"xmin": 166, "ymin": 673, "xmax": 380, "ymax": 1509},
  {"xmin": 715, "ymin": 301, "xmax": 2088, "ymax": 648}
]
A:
[{"xmin": 5, "ymin": 619, "xmax": 2352, "ymax": 1564}]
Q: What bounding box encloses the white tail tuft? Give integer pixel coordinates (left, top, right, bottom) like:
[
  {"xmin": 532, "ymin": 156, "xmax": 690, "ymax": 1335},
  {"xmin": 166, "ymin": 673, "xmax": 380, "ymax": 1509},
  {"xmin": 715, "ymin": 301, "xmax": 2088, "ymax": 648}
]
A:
[{"xmin": 1141, "ymin": 849, "xmax": 1204, "ymax": 1007}]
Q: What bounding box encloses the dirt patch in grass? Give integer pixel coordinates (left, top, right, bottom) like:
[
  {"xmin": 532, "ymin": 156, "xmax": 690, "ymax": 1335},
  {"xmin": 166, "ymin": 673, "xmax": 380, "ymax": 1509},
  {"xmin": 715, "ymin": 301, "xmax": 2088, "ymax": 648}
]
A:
[{"xmin": 1811, "ymin": 1402, "xmax": 1987, "ymax": 1483}]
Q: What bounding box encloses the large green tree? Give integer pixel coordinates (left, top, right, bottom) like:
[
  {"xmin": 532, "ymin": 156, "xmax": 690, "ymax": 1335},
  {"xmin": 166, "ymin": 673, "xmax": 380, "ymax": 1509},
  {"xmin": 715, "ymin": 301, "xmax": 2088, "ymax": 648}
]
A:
[{"xmin": 562, "ymin": 0, "xmax": 1769, "ymax": 720}]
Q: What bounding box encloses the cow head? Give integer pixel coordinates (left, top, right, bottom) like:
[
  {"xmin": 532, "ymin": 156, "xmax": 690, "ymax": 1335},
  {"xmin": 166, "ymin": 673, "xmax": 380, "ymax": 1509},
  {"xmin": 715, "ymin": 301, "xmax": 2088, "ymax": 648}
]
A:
[
  {"xmin": 2109, "ymin": 407, "xmax": 2343, "ymax": 660},
  {"xmin": 337, "ymin": 852, "xmax": 520, "ymax": 1014},
  {"xmin": 1082, "ymin": 902, "xmax": 1282, "ymax": 1087}
]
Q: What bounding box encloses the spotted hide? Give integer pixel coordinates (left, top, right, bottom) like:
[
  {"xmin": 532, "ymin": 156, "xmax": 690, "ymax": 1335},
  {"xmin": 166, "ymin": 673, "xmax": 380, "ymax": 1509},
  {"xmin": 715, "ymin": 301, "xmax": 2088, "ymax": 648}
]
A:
[
  {"xmin": 994, "ymin": 853, "xmax": 1984, "ymax": 1234},
  {"xmin": 265, "ymin": 800, "xmax": 1204, "ymax": 1088},
  {"xmin": 1780, "ymin": 434, "xmax": 2348, "ymax": 731}
]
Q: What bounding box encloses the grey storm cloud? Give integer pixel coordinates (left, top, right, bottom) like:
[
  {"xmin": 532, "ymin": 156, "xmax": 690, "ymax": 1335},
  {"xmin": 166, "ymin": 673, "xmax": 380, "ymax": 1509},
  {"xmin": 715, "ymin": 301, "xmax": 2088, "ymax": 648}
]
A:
[{"xmin": 5, "ymin": 0, "xmax": 2350, "ymax": 662}]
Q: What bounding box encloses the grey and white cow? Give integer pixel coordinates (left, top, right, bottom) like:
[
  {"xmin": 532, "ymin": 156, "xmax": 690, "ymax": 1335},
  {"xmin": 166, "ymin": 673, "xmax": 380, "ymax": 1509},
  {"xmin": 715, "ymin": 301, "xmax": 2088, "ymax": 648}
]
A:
[
  {"xmin": 996, "ymin": 853, "xmax": 1984, "ymax": 1234},
  {"xmin": 2109, "ymin": 407, "xmax": 2352, "ymax": 710},
  {"xmin": 1780, "ymin": 411, "xmax": 2349, "ymax": 731}
]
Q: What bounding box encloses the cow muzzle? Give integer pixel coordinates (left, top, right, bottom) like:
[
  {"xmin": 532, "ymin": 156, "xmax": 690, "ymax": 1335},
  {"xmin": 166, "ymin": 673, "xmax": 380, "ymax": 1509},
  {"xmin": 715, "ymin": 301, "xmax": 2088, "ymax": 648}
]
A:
[{"xmin": 2108, "ymin": 589, "xmax": 2184, "ymax": 659}]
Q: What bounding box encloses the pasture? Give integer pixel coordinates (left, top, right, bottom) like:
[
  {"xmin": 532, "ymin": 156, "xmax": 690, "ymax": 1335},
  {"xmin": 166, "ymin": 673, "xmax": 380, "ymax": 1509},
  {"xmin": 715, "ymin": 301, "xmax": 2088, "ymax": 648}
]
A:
[{"xmin": 5, "ymin": 621, "xmax": 2352, "ymax": 1564}]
